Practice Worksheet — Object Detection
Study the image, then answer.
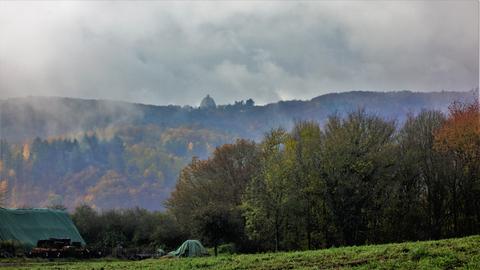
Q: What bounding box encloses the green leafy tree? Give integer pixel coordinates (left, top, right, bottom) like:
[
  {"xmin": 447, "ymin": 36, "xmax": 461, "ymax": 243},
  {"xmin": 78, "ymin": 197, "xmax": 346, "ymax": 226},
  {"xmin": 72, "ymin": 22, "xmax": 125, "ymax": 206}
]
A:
[
  {"xmin": 72, "ymin": 205, "xmax": 101, "ymax": 248},
  {"xmin": 167, "ymin": 139, "xmax": 259, "ymax": 251},
  {"xmin": 278, "ymin": 121, "xmax": 328, "ymax": 249},
  {"xmin": 321, "ymin": 111, "xmax": 396, "ymax": 245},
  {"xmin": 399, "ymin": 111, "xmax": 448, "ymax": 239},
  {"xmin": 243, "ymin": 128, "xmax": 290, "ymax": 251},
  {"xmin": 193, "ymin": 204, "xmax": 238, "ymax": 256}
]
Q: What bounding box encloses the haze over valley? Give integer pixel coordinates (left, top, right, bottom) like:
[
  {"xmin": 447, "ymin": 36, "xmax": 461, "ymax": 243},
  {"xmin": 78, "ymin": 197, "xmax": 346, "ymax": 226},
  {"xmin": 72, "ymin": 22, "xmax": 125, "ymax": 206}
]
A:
[
  {"xmin": 0, "ymin": 90, "xmax": 476, "ymax": 210},
  {"xmin": 0, "ymin": 1, "xmax": 479, "ymax": 264}
]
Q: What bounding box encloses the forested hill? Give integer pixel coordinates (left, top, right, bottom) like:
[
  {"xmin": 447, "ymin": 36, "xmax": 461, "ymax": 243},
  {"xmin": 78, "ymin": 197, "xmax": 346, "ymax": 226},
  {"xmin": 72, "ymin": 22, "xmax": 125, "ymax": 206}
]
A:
[
  {"xmin": 0, "ymin": 90, "xmax": 474, "ymax": 142},
  {"xmin": 0, "ymin": 90, "xmax": 476, "ymax": 210}
]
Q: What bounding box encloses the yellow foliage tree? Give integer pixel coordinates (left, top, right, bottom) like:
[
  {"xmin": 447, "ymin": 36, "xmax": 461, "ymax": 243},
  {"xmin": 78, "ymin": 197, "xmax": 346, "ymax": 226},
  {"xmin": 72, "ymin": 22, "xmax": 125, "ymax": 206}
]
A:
[{"xmin": 0, "ymin": 180, "xmax": 8, "ymax": 207}]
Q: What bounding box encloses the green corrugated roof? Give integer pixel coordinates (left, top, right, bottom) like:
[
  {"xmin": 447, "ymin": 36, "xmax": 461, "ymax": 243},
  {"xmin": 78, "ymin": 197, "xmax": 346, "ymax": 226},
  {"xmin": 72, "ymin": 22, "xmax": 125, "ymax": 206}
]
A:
[{"xmin": 0, "ymin": 208, "xmax": 85, "ymax": 248}]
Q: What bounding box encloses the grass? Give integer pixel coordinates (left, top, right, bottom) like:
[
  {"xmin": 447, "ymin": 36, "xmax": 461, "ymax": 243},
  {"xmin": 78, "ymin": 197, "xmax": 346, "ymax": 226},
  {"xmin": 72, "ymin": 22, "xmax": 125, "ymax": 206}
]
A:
[{"xmin": 1, "ymin": 235, "xmax": 479, "ymax": 269}]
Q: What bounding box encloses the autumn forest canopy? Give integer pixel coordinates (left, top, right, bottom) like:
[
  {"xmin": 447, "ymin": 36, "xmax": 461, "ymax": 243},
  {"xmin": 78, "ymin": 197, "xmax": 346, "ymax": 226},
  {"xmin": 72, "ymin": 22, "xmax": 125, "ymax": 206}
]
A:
[
  {"xmin": 0, "ymin": 91, "xmax": 479, "ymax": 254},
  {"xmin": 0, "ymin": 1, "xmax": 478, "ymax": 264},
  {"xmin": 165, "ymin": 98, "xmax": 480, "ymax": 253},
  {"xmin": 0, "ymin": 90, "xmax": 474, "ymax": 210}
]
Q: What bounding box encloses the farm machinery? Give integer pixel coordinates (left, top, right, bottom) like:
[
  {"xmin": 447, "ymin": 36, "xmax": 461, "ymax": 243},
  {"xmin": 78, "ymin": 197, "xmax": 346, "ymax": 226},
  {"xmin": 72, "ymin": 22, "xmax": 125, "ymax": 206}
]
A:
[{"xmin": 28, "ymin": 238, "xmax": 89, "ymax": 258}]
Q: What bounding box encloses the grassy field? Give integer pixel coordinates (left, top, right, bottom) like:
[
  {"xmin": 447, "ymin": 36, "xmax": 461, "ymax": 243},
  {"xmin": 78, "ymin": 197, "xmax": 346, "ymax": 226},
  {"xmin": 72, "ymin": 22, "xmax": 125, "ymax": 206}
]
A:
[{"xmin": 1, "ymin": 235, "xmax": 479, "ymax": 270}]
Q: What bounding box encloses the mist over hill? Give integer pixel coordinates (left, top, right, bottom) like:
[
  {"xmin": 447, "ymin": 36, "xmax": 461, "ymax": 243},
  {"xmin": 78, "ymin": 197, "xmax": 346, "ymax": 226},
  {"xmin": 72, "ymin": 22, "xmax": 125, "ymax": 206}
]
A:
[
  {"xmin": 0, "ymin": 90, "xmax": 476, "ymax": 210},
  {"xmin": 0, "ymin": 90, "xmax": 474, "ymax": 142}
]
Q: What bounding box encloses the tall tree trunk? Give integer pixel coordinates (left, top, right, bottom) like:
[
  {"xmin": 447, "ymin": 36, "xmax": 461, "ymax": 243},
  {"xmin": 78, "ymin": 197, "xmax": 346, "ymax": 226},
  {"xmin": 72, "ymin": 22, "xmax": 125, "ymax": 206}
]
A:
[
  {"xmin": 452, "ymin": 178, "xmax": 458, "ymax": 237},
  {"xmin": 323, "ymin": 198, "xmax": 329, "ymax": 248},
  {"xmin": 275, "ymin": 214, "xmax": 280, "ymax": 252},
  {"xmin": 307, "ymin": 200, "xmax": 311, "ymax": 250}
]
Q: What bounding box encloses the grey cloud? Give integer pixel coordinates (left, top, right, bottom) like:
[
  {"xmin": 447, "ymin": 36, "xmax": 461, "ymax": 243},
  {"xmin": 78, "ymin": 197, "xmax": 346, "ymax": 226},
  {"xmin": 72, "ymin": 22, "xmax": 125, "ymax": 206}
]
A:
[{"xmin": 0, "ymin": 1, "xmax": 477, "ymax": 105}]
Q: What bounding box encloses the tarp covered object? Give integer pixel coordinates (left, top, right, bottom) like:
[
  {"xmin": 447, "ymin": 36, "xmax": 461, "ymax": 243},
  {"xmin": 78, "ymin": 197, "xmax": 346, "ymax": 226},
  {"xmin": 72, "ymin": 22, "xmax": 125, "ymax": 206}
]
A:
[
  {"xmin": 169, "ymin": 240, "xmax": 209, "ymax": 257},
  {"xmin": 0, "ymin": 208, "xmax": 86, "ymax": 248}
]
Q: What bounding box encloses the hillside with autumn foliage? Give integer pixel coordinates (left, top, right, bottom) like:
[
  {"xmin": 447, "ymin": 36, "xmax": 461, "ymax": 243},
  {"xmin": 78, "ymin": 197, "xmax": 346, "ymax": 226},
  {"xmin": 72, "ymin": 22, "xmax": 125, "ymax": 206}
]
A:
[
  {"xmin": 0, "ymin": 90, "xmax": 476, "ymax": 210},
  {"xmin": 0, "ymin": 125, "xmax": 233, "ymax": 210}
]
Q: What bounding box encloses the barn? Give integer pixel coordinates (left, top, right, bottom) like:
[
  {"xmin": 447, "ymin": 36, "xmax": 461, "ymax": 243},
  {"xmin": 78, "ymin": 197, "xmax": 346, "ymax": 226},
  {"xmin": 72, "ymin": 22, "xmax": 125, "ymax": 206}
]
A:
[{"xmin": 0, "ymin": 208, "xmax": 85, "ymax": 249}]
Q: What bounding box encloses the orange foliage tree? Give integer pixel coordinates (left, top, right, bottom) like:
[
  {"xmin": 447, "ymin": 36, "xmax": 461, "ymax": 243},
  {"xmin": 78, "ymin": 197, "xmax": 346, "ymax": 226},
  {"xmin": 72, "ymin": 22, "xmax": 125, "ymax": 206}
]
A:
[
  {"xmin": 434, "ymin": 98, "xmax": 480, "ymax": 235},
  {"xmin": 434, "ymin": 99, "xmax": 480, "ymax": 162}
]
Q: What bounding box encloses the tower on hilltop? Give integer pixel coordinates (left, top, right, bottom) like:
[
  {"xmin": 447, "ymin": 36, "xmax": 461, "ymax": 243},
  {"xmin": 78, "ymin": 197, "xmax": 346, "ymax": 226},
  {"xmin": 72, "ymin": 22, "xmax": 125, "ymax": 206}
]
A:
[{"xmin": 200, "ymin": 94, "xmax": 216, "ymax": 109}]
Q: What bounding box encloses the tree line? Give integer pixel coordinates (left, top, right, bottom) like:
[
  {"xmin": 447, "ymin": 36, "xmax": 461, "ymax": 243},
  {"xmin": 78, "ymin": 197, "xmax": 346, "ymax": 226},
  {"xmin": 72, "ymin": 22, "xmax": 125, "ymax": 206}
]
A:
[
  {"xmin": 71, "ymin": 206, "xmax": 186, "ymax": 254},
  {"xmin": 1, "ymin": 99, "xmax": 478, "ymax": 255},
  {"xmin": 167, "ymin": 99, "xmax": 480, "ymax": 253}
]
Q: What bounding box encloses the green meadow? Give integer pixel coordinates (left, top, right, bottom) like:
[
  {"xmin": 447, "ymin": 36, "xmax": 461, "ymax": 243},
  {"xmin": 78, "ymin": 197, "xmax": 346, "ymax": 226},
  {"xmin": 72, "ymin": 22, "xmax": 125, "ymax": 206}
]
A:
[{"xmin": 1, "ymin": 235, "xmax": 479, "ymax": 270}]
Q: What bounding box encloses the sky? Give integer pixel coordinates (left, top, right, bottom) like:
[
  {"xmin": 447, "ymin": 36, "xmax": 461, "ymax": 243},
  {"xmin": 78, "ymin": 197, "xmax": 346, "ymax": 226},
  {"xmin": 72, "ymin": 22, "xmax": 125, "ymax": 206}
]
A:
[{"xmin": 0, "ymin": 1, "xmax": 478, "ymax": 106}]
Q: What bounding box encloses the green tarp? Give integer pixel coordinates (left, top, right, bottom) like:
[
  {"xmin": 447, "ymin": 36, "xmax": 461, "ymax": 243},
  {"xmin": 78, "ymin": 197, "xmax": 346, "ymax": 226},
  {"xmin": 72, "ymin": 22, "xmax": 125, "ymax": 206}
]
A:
[
  {"xmin": 169, "ymin": 240, "xmax": 209, "ymax": 257},
  {"xmin": 0, "ymin": 208, "xmax": 85, "ymax": 248}
]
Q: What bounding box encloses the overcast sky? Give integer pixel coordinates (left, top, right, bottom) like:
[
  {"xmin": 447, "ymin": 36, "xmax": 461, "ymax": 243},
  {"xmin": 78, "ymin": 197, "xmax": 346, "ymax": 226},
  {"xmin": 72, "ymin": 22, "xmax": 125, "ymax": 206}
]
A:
[{"xmin": 0, "ymin": 1, "xmax": 478, "ymax": 106}]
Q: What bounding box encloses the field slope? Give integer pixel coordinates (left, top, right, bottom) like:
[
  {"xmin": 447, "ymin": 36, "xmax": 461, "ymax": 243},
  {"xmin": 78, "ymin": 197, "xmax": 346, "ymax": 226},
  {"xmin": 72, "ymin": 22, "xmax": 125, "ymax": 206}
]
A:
[{"xmin": 2, "ymin": 235, "xmax": 479, "ymax": 269}]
